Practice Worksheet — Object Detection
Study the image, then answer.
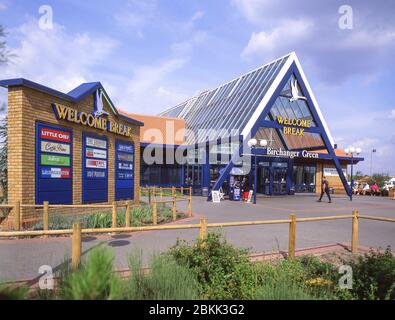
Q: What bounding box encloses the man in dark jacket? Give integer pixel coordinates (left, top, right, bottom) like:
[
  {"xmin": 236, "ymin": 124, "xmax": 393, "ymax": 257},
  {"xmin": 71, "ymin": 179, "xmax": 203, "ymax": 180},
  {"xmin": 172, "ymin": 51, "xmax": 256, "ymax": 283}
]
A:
[{"xmin": 317, "ymin": 176, "xmax": 332, "ymax": 203}]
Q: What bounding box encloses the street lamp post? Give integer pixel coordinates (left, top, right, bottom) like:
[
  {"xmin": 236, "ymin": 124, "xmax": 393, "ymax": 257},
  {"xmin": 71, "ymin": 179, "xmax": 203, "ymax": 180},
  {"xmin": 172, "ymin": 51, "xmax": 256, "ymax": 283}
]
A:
[
  {"xmin": 345, "ymin": 146, "xmax": 362, "ymax": 201},
  {"xmin": 248, "ymin": 138, "xmax": 268, "ymax": 204}
]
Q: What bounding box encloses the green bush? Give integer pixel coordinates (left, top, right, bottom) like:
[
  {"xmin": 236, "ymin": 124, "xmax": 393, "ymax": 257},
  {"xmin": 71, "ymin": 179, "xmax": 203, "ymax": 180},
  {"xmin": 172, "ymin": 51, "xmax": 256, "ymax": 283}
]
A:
[
  {"xmin": 168, "ymin": 232, "xmax": 264, "ymax": 299},
  {"xmin": 127, "ymin": 251, "xmax": 201, "ymax": 300},
  {"xmin": 32, "ymin": 204, "xmax": 174, "ymax": 230},
  {"xmin": 0, "ymin": 283, "xmax": 29, "ymax": 300},
  {"xmin": 59, "ymin": 246, "xmax": 124, "ymax": 300},
  {"xmin": 348, "ymin": 247, "xmax": 395, "ymax": 300}
]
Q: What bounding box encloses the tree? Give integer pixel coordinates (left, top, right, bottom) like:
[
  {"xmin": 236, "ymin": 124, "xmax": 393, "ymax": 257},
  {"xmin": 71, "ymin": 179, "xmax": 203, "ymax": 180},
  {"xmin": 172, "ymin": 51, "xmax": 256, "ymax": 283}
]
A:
[
  {"xmin": 0, "ymin": 114, "xmax": 7, "ymax": 201},
  {"xmin": 0, "ymin": 25, "xmax": 10, "ymax": 65},
  {"xmin": 0, "ymin": 25, "xmax": 10, "ymax": 200}
]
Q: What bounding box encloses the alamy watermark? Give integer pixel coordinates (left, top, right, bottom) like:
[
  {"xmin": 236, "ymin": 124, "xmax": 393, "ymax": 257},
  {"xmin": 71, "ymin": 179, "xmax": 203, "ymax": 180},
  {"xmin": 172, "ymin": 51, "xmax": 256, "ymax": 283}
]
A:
[
  {"xmin": 338, "ymin": 4, "xmax": 353, "ymax": 30},
  {"xmin": 38, "ymin": 5, "xmax": 53, "ymax": 30}
]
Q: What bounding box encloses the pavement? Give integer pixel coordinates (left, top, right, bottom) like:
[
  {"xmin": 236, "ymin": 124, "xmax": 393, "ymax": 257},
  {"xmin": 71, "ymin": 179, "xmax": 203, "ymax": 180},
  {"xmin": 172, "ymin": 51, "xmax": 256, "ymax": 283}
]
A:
[{"xmin": 0, "ymin": 194, "xmax": 394, "ymax": 282}]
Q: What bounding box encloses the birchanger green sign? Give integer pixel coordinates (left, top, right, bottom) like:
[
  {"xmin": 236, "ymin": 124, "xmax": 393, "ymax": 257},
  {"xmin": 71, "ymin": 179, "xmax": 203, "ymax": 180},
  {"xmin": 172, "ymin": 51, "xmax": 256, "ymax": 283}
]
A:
[{"xmin": 41, "ymin": 154, "xmax": 70, "ymax": 166}]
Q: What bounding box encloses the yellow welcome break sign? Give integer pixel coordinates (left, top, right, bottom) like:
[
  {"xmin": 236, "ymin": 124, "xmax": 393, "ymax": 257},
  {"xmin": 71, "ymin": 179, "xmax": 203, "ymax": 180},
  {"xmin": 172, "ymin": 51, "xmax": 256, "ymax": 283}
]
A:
[
  {"xmin": 52, "ymin": 103, "xmax": 134, "ymax": 138},
  {"xmin": 276, "ymin": 115, "xmax": 312, "ymax": 136}
]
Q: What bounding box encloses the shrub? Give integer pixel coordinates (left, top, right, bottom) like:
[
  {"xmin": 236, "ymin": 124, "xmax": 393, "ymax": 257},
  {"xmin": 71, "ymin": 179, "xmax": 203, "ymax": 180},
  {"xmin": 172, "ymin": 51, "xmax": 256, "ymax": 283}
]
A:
[
  {"xmin": 59, "ymin": 246, "xmax": 124, "ymax": 300},
  {"xmin": 31, "ymin": 204, "xmax": 174, "ymax": 230},
  {"xmin": 0, "ymin": 283, "xmax": 29, "ymax": 300},
  {"xmin": 348, "ymin": 247, "xmax": 395, "ymax": 300},
  {"xmin": 168, "ymin": 232, "xmax": 263, "ymax": 299},
  {"xmin": 126, "ymin": 251, "xmax": 201, "ymax": 300}
]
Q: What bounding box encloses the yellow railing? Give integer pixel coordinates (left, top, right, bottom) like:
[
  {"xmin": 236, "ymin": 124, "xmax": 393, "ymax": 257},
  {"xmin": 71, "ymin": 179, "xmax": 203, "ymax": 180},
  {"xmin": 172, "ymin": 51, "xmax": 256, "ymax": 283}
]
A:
[{"xmin": 0, "ymin": 209, "xmax": 394, "ymax": 270}]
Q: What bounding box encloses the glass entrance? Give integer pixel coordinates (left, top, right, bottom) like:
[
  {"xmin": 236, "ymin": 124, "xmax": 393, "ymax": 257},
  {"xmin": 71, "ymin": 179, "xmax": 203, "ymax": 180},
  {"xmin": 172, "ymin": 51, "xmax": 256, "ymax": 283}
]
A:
[
  {"xmin": 258, "ymin": 160, "xmax": 289, "ymax": 195},
  {"xmin": 184, "ymin": 164, "xmax": 201, "ymax": 195},
  {"xmin": 272, "ymin": 167, "xmax": 287, "ymax": 194}
]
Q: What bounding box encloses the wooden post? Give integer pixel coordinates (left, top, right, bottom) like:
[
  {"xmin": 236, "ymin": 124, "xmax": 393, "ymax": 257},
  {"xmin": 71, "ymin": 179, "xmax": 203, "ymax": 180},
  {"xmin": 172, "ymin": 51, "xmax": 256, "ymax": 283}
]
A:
[
  {"xmin": 14, "ymin": 200, "xmax": 21, "ymax": 231},
  {"xmin": 288, "ymin": 214, "xmax": 296, "ymax": 259},
  {"xmin": 148, "ymin": 188, "xmax": 151, "ymax": 204},
  {"xmin": 43, "ymin": 201, "xmax": 49, "ymax": 233},
  {"xmin": 172, "ymin": 194, "xmax": 177, "ymax": 221},
  {"xmin": 152, "ymin": 201, "xmax": 157, "ymax": 225},
  {"xmin": 351, "ymin": 210, "xmax": 359, "ymax": 253},
  {"xmin": 181, "ymin": 186, "xmax": 184, "ymax": 195},
  {"xmin": 188, "ymin": 189, "xmax": 192, "ymax": 217},
  {"xmin": 112, "ymin": 201, "xmax": 117, "ymax": 229},
  {"xmin": 71, "ymin": 222, "xmax": 82, "ymax": 271},
  {"xmin": 172, "ymin": 186, "xmax": 175, "ymax": 198},
  {"xmin": 160, "ymin": 187, "xmax": 163, "ymax": 201},
  {"xmin": 199, "ymin": 217, "xmax": 207, "ymax": 241},
  {"xmin": 153, "ymin": 186, "xmax": 156, "ymax": 199},
  {"xmin": 125, "ymin": 201, "xmax": 131, "ymax": 228}
]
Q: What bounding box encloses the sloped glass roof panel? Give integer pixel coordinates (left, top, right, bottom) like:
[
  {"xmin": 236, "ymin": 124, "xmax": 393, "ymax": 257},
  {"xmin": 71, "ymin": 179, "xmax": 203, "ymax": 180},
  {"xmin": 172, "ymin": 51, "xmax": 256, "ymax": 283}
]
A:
[{"xmin": 159, "ymin": 54, "xmax": 292, "ymax": 145}]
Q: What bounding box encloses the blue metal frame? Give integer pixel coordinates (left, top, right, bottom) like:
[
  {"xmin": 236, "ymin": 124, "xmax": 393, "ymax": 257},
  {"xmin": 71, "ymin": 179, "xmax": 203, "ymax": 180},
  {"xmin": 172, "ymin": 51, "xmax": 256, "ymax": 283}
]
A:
[
  {"xmin": 82, "ymin": 132, "xmax": 108, "ymax": 203},
  {"xmin": 35, "ymin": 122, "xmax": 73, "ymax": 204},
  {"xmin": 211, "ymin": 61, "xmax": 353, "ymax": 199}
]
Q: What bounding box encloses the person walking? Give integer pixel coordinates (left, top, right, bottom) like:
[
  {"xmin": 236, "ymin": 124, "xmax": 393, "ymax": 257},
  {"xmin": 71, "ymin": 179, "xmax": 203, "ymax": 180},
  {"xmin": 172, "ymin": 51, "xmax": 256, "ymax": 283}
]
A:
[{"xmin": 317, "ymin": 176, "xmax": 332, "ymax": 203}]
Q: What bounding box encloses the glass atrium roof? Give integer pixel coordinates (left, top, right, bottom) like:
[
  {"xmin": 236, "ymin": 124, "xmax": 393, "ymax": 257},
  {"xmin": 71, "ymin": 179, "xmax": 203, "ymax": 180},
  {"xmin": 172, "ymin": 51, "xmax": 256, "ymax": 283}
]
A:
[
  {"xmin": 159, "ymin": 54, "xmax": 291, "ymax": 144},
  {"xmin": 158, "ymin": 53, "xmax": 326, "ymax": 150}
]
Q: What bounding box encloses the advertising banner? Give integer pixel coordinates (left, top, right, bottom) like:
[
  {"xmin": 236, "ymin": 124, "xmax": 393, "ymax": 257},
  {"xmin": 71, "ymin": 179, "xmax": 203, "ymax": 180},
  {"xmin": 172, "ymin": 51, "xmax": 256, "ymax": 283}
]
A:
[
  {"xmin": 41, "ymin": 141, "xmax": 70, "ymax": 155},
  {"xmin": 86, "ymin": 137, "xmax": 107, "ymax": 149},
  {"xmin": 86, "ymin": 147, "xmax": 107, "ymax": 159},
  {"xmin": 118, "ymin": 162, "xmax": 133, "ymax": 170},
  {"xmin": 118, "ymin": 152, "xmax": 133, "ymax": 162},
  {"xmin": 41, "ymin": 154, "xmax": 70, "ymax": 166},
  {"xmin": 86, "ymin": 159, "xmax": 107, "ymax": 169},
  {"xmin": 117, "ymin": 144, "xmax": 134, "ymax": 153},
  {"xmin": 41, "ymin": 167, "xmax": 71, "ymax": 179},
  {"xmin": 40, "ymin": 127, "xmax": 71, "ymax": 143},
  {"xmin": 86, "ymin": 170, "xmax": 106, "ymax": 178},
  {"xmin": 323, "ymin": 168, "xmax": 347, "ymax": 177}
]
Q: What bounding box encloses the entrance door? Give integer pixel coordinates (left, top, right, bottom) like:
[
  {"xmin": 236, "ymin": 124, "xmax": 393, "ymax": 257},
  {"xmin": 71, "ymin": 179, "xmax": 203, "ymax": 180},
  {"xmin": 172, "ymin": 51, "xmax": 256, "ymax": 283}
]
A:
[
  {"xmin": 272, "ymin": 167, "xmax": 287, "ymax": 195},
  {"xmin": 184, "ymin": 164, "xmax": 202, "ymax": 195},
  {"xmin": 258, "ymin": 167, "xmax": 271, "ymax": 195}
]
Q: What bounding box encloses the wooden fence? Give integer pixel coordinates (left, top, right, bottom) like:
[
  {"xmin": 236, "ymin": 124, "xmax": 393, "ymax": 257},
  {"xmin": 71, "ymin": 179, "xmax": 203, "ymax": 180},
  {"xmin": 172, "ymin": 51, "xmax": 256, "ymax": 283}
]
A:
[
  {"xmin": 0, "ymin": 209, "xmax": 394, "ymax": 270},
  {"xmin": 0, "ymin": 186, "xmax": 193, "ymax": 232}
]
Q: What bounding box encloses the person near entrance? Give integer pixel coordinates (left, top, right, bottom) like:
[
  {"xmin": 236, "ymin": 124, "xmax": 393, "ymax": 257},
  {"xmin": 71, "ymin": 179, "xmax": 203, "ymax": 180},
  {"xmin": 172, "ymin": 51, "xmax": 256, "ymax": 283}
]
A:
[
  {"xmin": 242, "ymin": 177, "xmax": 250, "ymax": 201},
  {"xmin": 317, "ymin": 176, "xmax": 332, "ymax": 203}
]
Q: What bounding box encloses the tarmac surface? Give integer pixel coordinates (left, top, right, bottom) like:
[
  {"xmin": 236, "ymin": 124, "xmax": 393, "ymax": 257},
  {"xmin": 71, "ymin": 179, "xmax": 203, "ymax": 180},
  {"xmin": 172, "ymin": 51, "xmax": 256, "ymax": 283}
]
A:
[{"xmin": 0, "ymin": 194, "xmax": 394, "ymax": 282}]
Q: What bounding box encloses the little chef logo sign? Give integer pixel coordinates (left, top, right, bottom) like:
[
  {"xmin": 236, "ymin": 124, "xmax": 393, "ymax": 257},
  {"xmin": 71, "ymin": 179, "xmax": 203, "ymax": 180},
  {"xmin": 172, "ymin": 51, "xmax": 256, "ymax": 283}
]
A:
[{"xmin": 40, "ymin": 128, "xmax": 71, "ymax": 143}]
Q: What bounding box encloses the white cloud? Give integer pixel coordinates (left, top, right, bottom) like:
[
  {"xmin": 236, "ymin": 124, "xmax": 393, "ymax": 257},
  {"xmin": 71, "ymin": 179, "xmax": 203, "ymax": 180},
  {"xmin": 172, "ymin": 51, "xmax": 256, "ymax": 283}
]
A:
[
  {"xmin": 2, "ymin": 19, "xmax": 118, "ymax": 92},
  {"xmin": 114, "ymin": 0, "xmax": 157, "ymax": 28},
  {"xmin": 390, "ymin": 109, "xmax": 395, "ymax": 119},
  {"xmin": 241, "ymin": 19, "xmax": 314, "ymax": 60},
  {"xmin": 234, "ymin": 0, "xmax": 395, "ymax": 84},
  {"xmin": 0, "ymin": 1, "xmax": 7, "ymax": 11}
]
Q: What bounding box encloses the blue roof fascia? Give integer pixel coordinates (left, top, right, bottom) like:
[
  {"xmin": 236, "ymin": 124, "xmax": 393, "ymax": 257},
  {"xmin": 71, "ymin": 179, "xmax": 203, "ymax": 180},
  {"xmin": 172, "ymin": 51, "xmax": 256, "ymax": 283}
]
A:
[
  {"xmin": 0, "ymin": 78, "xmax": 144, "ymax": 126},
  {"xmin": 0, "ymin": 78, "xmax": 74, "ymax": 102},
  {"xmin": 118, "ymin": 114, "xmax": 144, "ymax": 126}
]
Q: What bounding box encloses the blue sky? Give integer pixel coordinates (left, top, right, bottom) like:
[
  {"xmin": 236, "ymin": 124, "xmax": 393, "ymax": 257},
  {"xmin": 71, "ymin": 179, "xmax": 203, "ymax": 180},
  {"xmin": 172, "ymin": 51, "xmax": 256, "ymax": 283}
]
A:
[{"xmin": 0, "ymin": 0, "xmax": 394, "ymax": 175}]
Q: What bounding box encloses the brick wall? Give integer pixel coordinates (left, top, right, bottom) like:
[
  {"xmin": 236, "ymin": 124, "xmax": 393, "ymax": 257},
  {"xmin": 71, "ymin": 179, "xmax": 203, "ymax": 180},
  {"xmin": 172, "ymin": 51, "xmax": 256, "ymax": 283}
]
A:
[
  {"xmin": 315, "ymin": 161, "xmax": 348, "ymax": 194},
  {"xmin": 5, "ymin": 86, "xmax": 140, "ymax": 225}
]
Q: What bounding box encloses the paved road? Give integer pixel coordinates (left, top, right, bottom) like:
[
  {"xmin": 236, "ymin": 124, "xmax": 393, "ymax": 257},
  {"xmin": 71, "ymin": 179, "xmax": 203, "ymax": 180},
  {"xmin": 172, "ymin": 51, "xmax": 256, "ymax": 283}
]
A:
[{"xmin": 1, "ymin": 194, "xmax": 394, "ymax": 282}]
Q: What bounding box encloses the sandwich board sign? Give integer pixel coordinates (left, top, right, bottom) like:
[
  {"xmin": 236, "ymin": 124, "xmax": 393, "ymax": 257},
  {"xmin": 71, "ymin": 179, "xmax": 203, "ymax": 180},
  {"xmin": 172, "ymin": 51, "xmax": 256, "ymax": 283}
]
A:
[
  {"xmin": 211, "ymin": 190, "xmax": 221, "ymax": 203},
  {"xmin": 247, "ymin": 190, "xmax": 253, "ymax": 203}
]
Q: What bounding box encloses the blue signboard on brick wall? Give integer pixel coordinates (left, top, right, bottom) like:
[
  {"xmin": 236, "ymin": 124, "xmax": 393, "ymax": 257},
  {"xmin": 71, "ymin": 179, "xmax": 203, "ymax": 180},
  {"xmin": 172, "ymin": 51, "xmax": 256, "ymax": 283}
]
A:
[
  {"xmin": 82, "ymin": 133, "xmax": 108, "ymax": 203},
  {"xmin": 36, "ymin": 122, "xmax": 73, "ymax": 204},
  {"xmin": 115, "ymin": 140, "xmax": 134, "ymax": 200}
]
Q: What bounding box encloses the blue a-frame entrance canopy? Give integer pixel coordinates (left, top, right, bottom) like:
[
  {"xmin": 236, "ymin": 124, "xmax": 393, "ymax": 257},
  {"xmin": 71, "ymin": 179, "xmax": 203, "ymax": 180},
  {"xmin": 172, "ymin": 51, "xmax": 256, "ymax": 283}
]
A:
[{"xmin": 159, "ymin": 52, "xmax": 362, "ymax": 199}]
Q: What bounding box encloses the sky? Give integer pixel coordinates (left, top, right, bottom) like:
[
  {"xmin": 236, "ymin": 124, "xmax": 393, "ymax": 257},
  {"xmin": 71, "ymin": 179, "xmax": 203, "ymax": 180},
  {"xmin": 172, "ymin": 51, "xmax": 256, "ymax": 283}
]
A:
[{"xmin": 0, "ymin": 0, "xmax": 394, "ymax": 175}]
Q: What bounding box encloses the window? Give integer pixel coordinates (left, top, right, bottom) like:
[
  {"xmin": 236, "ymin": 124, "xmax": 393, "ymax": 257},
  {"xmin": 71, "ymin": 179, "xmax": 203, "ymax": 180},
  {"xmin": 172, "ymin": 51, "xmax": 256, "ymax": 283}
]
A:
[{"xmin": 292, "ymin": 165, "xmax": 316, "ymax": 192}]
